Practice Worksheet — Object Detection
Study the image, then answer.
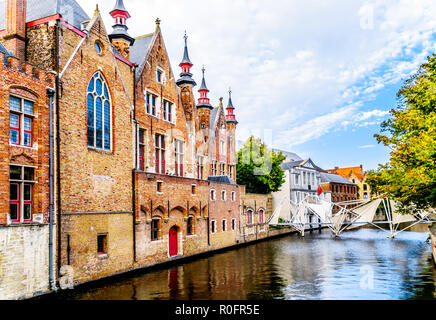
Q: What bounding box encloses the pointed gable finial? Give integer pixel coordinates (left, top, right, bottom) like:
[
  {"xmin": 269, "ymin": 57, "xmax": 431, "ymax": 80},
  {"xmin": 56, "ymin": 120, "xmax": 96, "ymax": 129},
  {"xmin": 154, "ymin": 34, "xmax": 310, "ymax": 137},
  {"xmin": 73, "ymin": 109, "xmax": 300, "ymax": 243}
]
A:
[
  {"xmin": 94, "ymin": 4, "xmax": 100, "ymax": 16},
  {"xmin": 227, "ymin": 87, "xmax": 234, "ymax": 109},
  {"xmin": 226, "ymin": 88, "xmax": 237, "ymax": 124},
  {"xmin": 202, "ymin": 65, "xmax": 205, "ymax": 76},
  {"xmin": 180, "ymin": 31, "xmax": 192, "ymax": 65},
  {"xmin": 219, "ymin": 97, "xmax": 224, "ymax": 108},
  {"xmin": 156, "ymin": 18, "xmax": 161, "ymax": 29}
]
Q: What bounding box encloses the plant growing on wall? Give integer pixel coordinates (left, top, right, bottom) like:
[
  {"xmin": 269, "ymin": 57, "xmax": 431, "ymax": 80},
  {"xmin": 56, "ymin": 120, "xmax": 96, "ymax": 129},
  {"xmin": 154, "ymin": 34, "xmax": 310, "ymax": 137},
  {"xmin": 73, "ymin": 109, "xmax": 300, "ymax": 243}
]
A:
[{"xmin": 236, "ymin": 136, "xmax": 286, "ymax": 194}]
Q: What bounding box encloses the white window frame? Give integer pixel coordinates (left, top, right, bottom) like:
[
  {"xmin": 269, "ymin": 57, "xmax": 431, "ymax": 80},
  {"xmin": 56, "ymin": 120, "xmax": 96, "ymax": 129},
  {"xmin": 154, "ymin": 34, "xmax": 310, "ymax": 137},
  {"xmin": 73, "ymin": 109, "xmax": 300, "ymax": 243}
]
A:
[
  {"xmin": 222, "ymin": 219, "xmax": 227, "ymax": 232},
  {"xmin": 9, "ymin": 164, "xmax": 37, "ymax": 224},
  {"xmin": 156, "ymin": 66, "xmax": 165, "ymax": 85},
  {"xmin": 211, "ymin": 220, "xmax": 217, "ymax": 234},
  {"xmin": 221, "ymin": 190, "xmax": 227, "ymax": 201},
  {"xmin": 210, "ymin": 189, "xmax": 216, "ymax": 201},
  {"xmin": 145, "ymin": 89, "xmax": 160, "ymax": 118}
]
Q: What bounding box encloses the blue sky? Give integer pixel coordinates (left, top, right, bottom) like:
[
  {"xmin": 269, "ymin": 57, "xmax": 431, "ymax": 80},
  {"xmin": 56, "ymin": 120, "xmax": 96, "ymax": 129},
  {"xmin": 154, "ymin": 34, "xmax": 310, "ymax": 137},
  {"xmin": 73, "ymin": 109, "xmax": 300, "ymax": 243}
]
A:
[{"xmin": 77, "ymin": 0, "xmax": 436, "ymax": 171}]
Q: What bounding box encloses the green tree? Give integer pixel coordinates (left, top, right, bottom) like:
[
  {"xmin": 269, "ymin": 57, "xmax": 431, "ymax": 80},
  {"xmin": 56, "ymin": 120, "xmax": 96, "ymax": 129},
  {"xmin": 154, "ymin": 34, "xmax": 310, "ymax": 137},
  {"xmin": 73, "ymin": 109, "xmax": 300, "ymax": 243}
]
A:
[
  {"xmin": 369, "ymin": 54, "xmax": 436, "ymax": 213},
  {"xmin": 236, "ymin": 137, "xmax": 286, "ymax": 194}
]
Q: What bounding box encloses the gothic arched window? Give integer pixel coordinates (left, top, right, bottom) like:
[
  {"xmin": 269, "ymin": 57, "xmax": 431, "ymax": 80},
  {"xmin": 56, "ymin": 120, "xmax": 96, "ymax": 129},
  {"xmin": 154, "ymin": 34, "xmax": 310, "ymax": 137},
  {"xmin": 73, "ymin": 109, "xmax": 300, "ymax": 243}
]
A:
[{"xmin": 87, "ymin": 72, "xmax": 111, "ymax": 151}]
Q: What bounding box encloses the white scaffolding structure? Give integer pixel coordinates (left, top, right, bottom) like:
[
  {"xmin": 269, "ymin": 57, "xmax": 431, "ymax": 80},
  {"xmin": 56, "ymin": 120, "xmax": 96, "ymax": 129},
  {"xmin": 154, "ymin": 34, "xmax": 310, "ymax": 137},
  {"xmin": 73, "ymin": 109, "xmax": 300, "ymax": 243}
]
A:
[{"xmin": 269, "ymin": 195, "xmax": 434, "ymax": 238}]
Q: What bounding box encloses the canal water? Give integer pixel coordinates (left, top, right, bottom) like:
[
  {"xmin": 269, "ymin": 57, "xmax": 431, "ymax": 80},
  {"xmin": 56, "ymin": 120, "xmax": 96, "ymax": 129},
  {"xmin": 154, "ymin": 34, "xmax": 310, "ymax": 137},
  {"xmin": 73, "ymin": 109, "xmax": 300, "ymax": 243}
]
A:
[{"xmin": 52, "ymin": 227, "xmax": 436, "ymax": 300}]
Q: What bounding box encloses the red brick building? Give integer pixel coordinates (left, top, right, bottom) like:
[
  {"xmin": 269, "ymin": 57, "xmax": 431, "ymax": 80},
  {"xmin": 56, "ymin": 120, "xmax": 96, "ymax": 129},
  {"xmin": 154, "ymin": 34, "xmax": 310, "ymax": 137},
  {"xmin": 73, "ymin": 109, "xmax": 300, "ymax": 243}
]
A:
[
  {"xmin": 0, "ymin": 0, "xmax": 243, "ymax": 294},
  {"xmin": 0, "ymin": 0, "xmax": 303, "ymax": 299},
  {"xmin": 320, "ymin": 172, "xmax": 358, "ymax": 214},
  {"xmin": 0, "ymin": 25, "xmax": 56, "ymax": 298}
]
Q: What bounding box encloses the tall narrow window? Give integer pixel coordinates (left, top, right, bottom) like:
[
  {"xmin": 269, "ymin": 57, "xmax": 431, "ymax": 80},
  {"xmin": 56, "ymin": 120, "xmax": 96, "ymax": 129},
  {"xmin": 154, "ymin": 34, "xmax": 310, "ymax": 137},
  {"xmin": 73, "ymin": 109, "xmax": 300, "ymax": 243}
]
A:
[
  {"xmin": 222, "ymin": 220, "xmax": 227, "ymax": 232},
  {"xmin": 146, "ymin": 93, "xmax": 157, "ymax": 116},
  {"xmin": 151, "ymin": 219, "xmax": 160, "ymax": 241},
  {"xmin": 10, "ymin": 96, "xmax": 34, "ymax": 147},
  {"xmin": 211, "ymin": 161, "xmax": 217, "ymax": 176},
  {"xmin": 187, "ymin": 217, "xmax": 194, "ymax": 235},
  {"xmin": 138, "ymin": 129, "xmax": 145, "ymax": 171},
  {"xmin": 87, "ymin": 72, "xmax": 111, "ymax": 151},
  {"xmin": 220, "ymin": 163, "xmax": 225, "ymax": 176},
  {"xmin": 247, "ymin": 210, "xmax": 253, "ymax": 226},
  {"xmin": 155, "ymin": 134, "xmax": 165, "ymax": 174},
  {"xmin": 167, "ymin": 102, "xmax": 172, "ymax": 122},
  {"xmin": 9, "ymin": 165, "xmax": 35, "ymax": 223},
  {"xmin": 174, "ymin": 140, "xmax": 184, "ymax": 176},
  {"xmin": 197, "ymin": 156, "xmax": 204, "ymax": 180},
  {"xmin": 97, "ymin": 234, "xmax": 107, "ymax": 255},
  {"xmin": 220, "ymin": 140, "xmax": 225, "ymax": 154},
  {"xmin": 259, "ymin": 209, "xmax": 264, "ymax": 224},
  {"xmin": 163, "ymin": 100, "xmax": 173, "ymax": 122},
  {"xmin": 152, "ymin": 95, "xmax": 156, "ymax": 116},
  {"xmin": 211, "ymin": 220, "xmax": 216, "ymax": 234},
  {"xmin": 146, "ymin": 93, "xmax": 150, "ymax": 114}
]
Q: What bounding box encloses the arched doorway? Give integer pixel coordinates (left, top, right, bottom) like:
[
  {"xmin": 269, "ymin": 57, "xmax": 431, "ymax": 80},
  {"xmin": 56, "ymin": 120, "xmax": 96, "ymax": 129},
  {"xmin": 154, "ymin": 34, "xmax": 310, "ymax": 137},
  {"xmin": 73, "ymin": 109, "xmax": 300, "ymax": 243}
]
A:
[{"xmin": 169, "ymin": 226, "xmax": 178, "ymax": 257}]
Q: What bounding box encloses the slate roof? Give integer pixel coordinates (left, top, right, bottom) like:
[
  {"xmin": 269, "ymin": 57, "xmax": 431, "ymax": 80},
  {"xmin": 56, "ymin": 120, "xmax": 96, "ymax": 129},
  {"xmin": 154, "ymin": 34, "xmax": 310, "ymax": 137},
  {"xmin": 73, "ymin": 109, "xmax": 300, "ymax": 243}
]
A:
[
  {"xmin": 199, "ymin": 74, "xmax": 208, "ymax": 91},
  {"xmin": 320, "ymin": 172, "xmax": 356, "ymax": 185},
  {"xmin": 0, "ymin": 40, "xmax": 12, "ymax": 63},
  {"xmin": 281, "ymin": 158, "xmax": 325, "ymax": 172},
  {"xmin": 130, "ymin": 33, "xmax": 154, "ymax": 74},
  {"xmin": 281, "ymin": 160, "xmax": 304, "ymax": 171},
  {"xmin": 208, "ymin": 176, "xmax": 237, "ymax": 185},
  {"xmin": 209, "ymin": 107, "xmax": 219, "ymax": 129},
  {"xmin": 112, "ymin": 0, "xmax": 127, "ymax": 12},
  {"xmin": 273, "ymin": 149, "xmax": 302, "ymax": 162},
  {"xmin": 0, "ymin": 0, "xmax": 90, "ymax": 30}
]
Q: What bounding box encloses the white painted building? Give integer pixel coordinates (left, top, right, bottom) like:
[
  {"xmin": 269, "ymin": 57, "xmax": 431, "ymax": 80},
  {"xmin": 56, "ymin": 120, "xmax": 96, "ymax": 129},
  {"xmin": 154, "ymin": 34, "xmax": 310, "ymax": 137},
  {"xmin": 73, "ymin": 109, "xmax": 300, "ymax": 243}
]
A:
[{"xmin": 272, "ymin": 157, "xmax": 326, "ymax": 229}]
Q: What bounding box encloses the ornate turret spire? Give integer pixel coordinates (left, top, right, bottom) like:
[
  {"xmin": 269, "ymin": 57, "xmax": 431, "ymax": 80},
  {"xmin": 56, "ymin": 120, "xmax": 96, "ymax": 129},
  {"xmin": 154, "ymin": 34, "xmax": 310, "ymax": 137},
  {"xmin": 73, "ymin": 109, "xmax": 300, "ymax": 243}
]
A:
[
  {"xmin": 176, "ymin": 31, "xmax": 196, "ymax": 87},
  {"xmin": 226, "ymin": 88, "xmax": 238, "ymax": 124},
  {"xmin": 197, "ymin": 66, "xmax": 213, "ymax": 110},
  {"xmin": 109, "ymin": 0, "xmax": 135, "ymax": 59}
]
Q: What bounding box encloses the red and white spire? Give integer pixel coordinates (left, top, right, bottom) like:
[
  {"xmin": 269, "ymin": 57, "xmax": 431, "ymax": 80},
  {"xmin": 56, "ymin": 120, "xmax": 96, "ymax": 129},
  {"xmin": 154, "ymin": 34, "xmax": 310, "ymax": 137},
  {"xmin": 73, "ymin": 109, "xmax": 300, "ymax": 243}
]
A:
[
  {"xmin": 226, "ymin": 88, "xmax": 238, "ymax": 124},
  {"xmin": 197, "ymin": 66, "xmax": 213, "ymax": 110}
]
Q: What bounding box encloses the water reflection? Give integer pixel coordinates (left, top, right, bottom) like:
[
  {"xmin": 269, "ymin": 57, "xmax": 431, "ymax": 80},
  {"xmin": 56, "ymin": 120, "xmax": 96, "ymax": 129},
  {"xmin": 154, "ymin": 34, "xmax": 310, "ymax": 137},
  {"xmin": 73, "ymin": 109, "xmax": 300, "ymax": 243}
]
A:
[{"xmin": 53, "ymin": 228, "xmax": 436, "ymax": 300}]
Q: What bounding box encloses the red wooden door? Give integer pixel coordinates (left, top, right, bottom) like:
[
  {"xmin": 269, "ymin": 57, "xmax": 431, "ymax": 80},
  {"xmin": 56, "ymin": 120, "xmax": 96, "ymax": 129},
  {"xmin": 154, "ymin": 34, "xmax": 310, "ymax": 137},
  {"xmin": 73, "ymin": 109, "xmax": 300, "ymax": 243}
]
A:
[{"xmin": 169, "ymin": 227, "xmax": 178, "ymax": 257}]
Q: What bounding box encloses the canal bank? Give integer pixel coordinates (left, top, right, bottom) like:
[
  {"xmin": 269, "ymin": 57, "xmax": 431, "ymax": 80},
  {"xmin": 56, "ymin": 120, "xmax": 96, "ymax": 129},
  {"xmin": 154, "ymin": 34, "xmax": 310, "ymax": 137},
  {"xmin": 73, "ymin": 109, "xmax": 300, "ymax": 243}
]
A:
[
  {"xmin": 38, "ymin": 227, "xmax": 435, "ymax": 300},
  {"xmin": 35, "ymin": 226, "xmax": 299, "ymax": 300},
  {"xmin": 429, "ymin": 224, "xmax": 436, "ymax": 264}
]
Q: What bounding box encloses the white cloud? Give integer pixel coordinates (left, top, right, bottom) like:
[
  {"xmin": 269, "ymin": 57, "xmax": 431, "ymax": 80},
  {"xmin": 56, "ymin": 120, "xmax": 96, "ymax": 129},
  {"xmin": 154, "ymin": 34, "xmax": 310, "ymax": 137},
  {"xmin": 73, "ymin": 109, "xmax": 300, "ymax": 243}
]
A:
[{"xmin": 359, "ymin": 145, "xmax": 376, "ymax": 149}]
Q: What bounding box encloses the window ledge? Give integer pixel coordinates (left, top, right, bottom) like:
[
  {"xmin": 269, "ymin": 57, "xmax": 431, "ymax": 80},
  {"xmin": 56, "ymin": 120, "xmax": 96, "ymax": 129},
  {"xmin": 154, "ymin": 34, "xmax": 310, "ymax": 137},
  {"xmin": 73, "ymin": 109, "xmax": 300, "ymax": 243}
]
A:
[
  {"xmin": 98, "ymin": 254, "xmax": 108, "ymax": 260},
  {"xmin": 9, "ymin": 144, "xmax": 37, "ymax": 150},
  {"xmin": 88, "ymin": 147, "xmax": 113, "ymax": 155}
]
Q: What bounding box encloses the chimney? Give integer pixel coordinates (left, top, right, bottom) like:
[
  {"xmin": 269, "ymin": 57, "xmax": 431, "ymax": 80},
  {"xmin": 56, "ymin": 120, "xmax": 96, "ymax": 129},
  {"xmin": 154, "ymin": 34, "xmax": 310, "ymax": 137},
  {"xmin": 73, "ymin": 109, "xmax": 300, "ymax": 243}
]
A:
[{"xmin": 3, "ymin": 0, "xmax": 26, "ymax": 61}]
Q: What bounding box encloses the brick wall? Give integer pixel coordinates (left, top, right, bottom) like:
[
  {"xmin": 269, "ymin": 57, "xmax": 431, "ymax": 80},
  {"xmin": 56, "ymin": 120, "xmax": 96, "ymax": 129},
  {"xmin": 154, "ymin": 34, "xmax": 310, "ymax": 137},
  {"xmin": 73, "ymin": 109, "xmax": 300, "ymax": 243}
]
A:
[
  {"xmin": 208, "ymin": 181, "xmax": 240, "ymax": 249},
  {"xmin": 55, "ymin": 15, "xmax": 135, "ymax": 284},
  {"xmin": 134, "ymin": 173, "xmax": 209, "ymax": 267},
  {"xmin": 240, "ymin": 190, "xmax": 272, "ymax": 242}
]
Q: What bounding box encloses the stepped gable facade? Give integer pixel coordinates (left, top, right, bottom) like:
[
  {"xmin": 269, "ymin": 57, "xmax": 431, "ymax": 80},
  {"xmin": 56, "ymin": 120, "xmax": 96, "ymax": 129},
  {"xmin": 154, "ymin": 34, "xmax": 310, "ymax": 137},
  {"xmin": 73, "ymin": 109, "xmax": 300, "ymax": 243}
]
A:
[{"xmin": 0, "ymin": 0, "xmax": 240, "ymax": 291}]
